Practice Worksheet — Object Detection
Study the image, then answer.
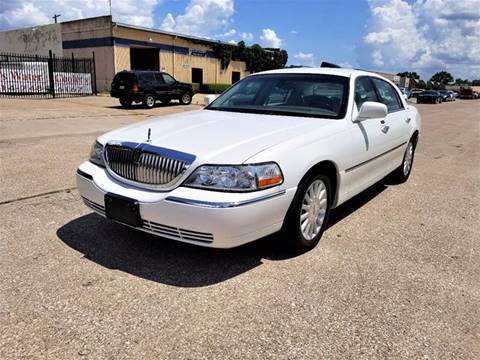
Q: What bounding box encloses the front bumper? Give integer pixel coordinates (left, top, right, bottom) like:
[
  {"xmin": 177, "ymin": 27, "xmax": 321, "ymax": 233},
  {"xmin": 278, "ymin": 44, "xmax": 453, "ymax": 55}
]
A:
[{"xmin": 76, "ymin": 161, "xmax": 296, "ymax": 248}]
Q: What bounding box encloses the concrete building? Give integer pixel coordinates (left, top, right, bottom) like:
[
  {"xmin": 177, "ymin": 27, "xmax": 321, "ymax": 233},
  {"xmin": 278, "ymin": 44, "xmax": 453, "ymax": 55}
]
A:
[{"xmin": 0, "ymin": 16, "xmax": 249, "ymax": 91}]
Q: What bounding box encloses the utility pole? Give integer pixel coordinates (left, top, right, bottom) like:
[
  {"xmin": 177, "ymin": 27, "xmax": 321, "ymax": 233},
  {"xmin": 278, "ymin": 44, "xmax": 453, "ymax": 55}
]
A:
[
  {"xmin": 109, "ymin": 0, "xmax": 112, "ymax": 16},
  {"xmin": 53, "ymin": 14, "xmax": 61, "ymax": 23}
]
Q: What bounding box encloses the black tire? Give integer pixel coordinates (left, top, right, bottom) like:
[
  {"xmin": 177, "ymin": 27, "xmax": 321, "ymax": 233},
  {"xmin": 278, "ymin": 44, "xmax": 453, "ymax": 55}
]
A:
[
  {"xmin": 390, "ymin": 138, "xmax": 416, "ymax": 183},
  {"xmin": 143, "ymin": 94, "xmax": 156, "ymax": 108},
  {"xmin": 281, "ymin": 174, "xmax": 331, "ymax": 253},
  {"xmin": 180, "ymin": 92, "xmax": 192, "ymax": 105},
  {"xmin": 119, "ymin": 98, "xmax": 132, "ymax": 108}
]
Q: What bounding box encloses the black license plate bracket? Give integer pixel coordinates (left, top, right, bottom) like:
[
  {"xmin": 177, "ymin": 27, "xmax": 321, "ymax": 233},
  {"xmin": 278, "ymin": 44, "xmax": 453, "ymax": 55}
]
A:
[{"xmin": 105, "ymin": 193, "xmax": 141, "ymax": 227}]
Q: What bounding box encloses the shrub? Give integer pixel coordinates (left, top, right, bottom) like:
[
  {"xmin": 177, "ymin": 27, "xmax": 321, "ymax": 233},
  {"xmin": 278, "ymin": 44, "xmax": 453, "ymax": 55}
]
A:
[
  {"xmin": 200, "ymin": 83, "xmax": 231, "ymax": 94},
  {"xmin": 191, "ymin": 83, "xmax": 201, "ymax": 93}
]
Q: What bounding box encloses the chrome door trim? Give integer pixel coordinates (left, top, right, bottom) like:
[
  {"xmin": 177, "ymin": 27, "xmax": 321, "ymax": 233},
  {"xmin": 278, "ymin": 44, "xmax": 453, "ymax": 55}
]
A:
[{"xmin": 345, "ymin": 141, "xmax": 407, "ymax": 173}]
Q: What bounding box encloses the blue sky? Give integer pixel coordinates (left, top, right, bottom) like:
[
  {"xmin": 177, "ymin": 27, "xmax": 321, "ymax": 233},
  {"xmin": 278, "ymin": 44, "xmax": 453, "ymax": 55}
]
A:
[
  {"xmin": 1, "ymin": 0, "xmax": 479, "ymax": 79},
  {"xmin": 156, "ymin": 0, "xmax": 368, "ymax": 66}
]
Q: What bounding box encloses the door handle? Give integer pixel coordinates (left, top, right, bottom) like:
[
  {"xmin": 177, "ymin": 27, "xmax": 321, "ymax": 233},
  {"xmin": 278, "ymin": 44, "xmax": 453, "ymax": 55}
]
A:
[
  {"xmin": 381, "ymin": 125, "xmax": 390, "ymax": 133},
  {"xmin": 405, "ymin": 117, "xmax": 411, "ymax": 123}
]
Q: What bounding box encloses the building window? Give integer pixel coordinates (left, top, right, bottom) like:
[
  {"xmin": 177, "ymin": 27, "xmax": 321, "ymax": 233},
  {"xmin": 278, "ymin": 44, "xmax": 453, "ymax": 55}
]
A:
[
  {"xmin": 192, "ymin": 68, "xmax": 203, "ymax": 84},
  {"xmin": 232, "ymin": 71, "xmax": 241, "ymax": 84}
]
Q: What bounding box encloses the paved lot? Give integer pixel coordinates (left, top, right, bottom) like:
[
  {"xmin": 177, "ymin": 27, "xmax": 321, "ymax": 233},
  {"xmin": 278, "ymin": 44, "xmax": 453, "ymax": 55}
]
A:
[{"xmin": 1, "ymin": 96, "xmax": 479, "ymax": 359}]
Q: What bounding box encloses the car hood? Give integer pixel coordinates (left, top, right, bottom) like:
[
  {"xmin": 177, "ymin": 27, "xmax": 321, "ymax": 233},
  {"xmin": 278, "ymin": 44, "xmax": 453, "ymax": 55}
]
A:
[{"xmin": 98, "ymin": 109, "xmax": 340, "ymax": 164}]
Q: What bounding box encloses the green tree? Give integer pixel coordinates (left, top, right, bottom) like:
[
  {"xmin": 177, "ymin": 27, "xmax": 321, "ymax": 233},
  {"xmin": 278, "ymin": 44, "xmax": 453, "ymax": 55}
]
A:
[
  {"xmin": 417, "ymin": 79, "xmax": 426, "ymax": 89},
  {"xmin": 397, "ymin": 71, "xmax": 420, "ymax": 79},
  {"xmin": 430, "ymin": 71, "xmax": 454, "ymax": 84},
  {"xmin": 471, "ymin": 79, "xmax": 480, "ymax": 86},
  {"xmin": 455, "ymin": 78, "xmax": 471, "ymax": 85}
]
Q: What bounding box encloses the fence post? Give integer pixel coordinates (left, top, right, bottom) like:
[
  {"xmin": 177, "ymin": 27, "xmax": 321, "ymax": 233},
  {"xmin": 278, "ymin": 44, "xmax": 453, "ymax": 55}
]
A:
[
  {"xmin": 92, "ymin": 51, "xmax": 97, "ymax": 95},
  {"xmin": 71, "ymin": 52, "xmax": 75, "ymax": 72},
  {"xmin": 48, "ymin": 50, "xmax": 55, "ymax": 98}
]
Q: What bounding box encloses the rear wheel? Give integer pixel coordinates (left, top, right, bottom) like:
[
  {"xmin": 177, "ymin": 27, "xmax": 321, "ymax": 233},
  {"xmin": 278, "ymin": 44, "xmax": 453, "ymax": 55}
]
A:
[
  {"xmin": 119, "ymin": 98, "xmax": 132, "ymax": 108},
  {"xmin": 143, "ymin": 94, "xmax": 156, "ymax": 108},
  {"xmin": 390, "ymin": 139, "xmax": 416, "ymax": 183},
  {"xmin": 180, "ymin": 92, "xmax": 192, "ymax": 105},
  {"xmin": 282, "ymin": 174, "xmax": 331, "ymax": 253}
]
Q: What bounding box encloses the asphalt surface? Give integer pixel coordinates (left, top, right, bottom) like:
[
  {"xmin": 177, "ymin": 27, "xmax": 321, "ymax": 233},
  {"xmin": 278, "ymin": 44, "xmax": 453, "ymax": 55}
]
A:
[{"xmin": 1, "ymin": 96, "xmax": 479, "ymax": 359}]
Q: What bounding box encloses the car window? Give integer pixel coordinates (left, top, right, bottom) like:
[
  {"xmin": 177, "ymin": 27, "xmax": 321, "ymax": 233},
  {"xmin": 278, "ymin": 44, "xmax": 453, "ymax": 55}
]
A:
[
  {"xmin": 138, "ymin": 72, "xmax": 155, "ymax": 82},
  {"xmin": 113, "ymin": 73, "xmax": 135, "ymax": 84},
  {"xmin": 154, "ymin": 73, "xmax": 164, "ymax": 83},
  {"xmin": 354, "ymin": 77, "xmax": 378, "ymax": 108},
  {"xmin": 371, "ymin": 78, "xmax": 403, "ymax": 112},
  {"xmin": 162, "ymin": 74, "xmax": 176, "ymax": 85}
]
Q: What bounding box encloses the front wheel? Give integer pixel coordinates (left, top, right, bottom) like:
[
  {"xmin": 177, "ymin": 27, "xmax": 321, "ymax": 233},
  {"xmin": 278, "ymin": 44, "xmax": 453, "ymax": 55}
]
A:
[
  {"xmin": 180, "ymin": 92, "xmax": 192, "ymax": 105},
  {"xmin": 282, "ymin": 174, "xmax": 331, "ymax": 253}
]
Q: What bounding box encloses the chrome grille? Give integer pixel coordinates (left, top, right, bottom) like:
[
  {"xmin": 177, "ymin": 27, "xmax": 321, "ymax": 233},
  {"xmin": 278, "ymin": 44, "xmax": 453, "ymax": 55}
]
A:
[{"xmin": 104, "ymin": 142, "xmax": 195, "ymax": 187}]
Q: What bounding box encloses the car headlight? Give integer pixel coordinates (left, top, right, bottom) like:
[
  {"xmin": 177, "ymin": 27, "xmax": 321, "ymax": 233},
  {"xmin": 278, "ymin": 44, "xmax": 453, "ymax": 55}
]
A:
[
  {"xmin": 89, "ymin": 140, "xmax": 105, "ymax": 167},
  {"xmin": 184, "ymin": 163, "xmax": 283, "ymax": 192}
]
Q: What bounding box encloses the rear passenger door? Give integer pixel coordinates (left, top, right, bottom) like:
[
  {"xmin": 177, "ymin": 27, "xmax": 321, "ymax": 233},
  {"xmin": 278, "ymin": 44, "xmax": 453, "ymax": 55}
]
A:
[{"xmin": 139, "ymin": 72, "xmax": 156, "ymax": 95}]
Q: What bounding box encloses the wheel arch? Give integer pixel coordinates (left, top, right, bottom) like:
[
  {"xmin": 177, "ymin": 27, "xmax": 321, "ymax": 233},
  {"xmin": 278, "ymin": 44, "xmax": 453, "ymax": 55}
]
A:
[
  {"xmin": 411, "ymin": 130, "xmax": 419, "ymax": 148},
  {"xmin": 299, "ymin": 160, "xmax": 340, "ymax": 207}
]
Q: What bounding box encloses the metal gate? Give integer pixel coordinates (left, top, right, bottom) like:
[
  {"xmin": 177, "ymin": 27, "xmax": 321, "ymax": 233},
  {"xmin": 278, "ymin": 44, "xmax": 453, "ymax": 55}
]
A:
[{"xmin": 0, "ymin": 50, "xmax": 97, "ymax": 98}]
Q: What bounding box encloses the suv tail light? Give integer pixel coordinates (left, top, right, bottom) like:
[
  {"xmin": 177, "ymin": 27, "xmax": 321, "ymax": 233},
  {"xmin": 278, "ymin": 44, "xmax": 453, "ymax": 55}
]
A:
[{"xmin": 132, "ymin": 83, "xmax": 139, "ymax": 92}]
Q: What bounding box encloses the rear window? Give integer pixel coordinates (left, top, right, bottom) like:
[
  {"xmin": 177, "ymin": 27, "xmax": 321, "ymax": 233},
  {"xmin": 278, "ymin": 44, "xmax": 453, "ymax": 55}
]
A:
[{"xmin": 113, "ymin": 73, "xmax": 136, "ymax": 83}]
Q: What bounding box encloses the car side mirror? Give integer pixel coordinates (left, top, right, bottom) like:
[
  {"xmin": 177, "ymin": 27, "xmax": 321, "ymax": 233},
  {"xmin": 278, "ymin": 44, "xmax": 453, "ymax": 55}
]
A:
[
  {"xmin": 354, "ymin": 101, "xmax": 388, "ymax": 122},
  {"xmin": 204, "ymin": 94, "xmax": 219, "ymax": 106}
]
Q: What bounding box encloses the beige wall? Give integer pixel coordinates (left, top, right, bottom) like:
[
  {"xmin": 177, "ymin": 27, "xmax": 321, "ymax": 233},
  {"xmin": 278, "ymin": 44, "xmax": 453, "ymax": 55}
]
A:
[
  {"xmin": 0, "ymin": 24, "xmax": 63, "ymax": 56},
  {"xmin": 64, "ymin": 47, "xmax": 115, "ymax": 91},
  {"xmin": 61, "ymin": 16, "xmax": 114, "ymax": 91},
  {"xmin": 112, "ymin": 25, "xmax": 249, "ymax": 86}
]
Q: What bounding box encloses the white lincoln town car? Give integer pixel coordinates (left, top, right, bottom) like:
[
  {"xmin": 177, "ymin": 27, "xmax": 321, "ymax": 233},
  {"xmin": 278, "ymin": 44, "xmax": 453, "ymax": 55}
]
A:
[{"xmin": 77, "ymin": 67, "xmax": 421, "ymax": 251}]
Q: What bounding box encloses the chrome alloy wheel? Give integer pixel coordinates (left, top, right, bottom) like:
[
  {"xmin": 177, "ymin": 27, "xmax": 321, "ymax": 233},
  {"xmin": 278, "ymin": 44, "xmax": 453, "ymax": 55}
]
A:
[
  {"xmin": 300, "ymin": 179, "xmax": 328, "ymax": 241},
  {"xmin": 182, "ymin": 93, "xmax": 191, "ymax": 104},
  {"xmin": 403, "ymin": 142, "xmax": 414, "ymax": 176},
  {"xmin": 146, "ymin": 95, "xmax": 155, "ymax": 107}
]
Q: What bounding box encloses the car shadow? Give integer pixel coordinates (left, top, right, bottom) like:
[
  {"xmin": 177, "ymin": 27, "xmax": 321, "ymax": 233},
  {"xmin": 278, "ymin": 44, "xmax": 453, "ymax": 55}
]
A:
[
  {"xmin": 108, "ymin": 101, "xmax": 183, "ymax": 110},
  {"xmin": 57, "ymin": 182, "xmax": 387, "ymax": 288}
]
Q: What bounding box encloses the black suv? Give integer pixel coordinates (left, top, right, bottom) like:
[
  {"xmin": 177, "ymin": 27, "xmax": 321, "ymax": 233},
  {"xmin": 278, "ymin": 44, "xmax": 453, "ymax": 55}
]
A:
[{"xmin": 110, "ymin": 70, "xmax": 194, "ymax": 108}]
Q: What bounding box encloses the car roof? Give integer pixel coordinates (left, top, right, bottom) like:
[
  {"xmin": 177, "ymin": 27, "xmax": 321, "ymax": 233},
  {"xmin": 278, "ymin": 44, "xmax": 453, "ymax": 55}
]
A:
[{"xmin": 251, "ymin": 67, "xmax": 388, "ymax": 79}]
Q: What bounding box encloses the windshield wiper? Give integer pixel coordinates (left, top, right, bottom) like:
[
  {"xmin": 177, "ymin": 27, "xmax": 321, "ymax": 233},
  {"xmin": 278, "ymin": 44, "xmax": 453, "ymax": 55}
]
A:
[{"xmin": 206, "ymin": 107, "xmax": 336, "ymax": 119}]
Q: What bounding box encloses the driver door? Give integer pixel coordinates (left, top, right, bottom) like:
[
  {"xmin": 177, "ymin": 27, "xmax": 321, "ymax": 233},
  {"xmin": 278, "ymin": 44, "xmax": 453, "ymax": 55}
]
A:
[{"xmin": 345, "ymin": 76, "xmax": 397, "ymax": 197}]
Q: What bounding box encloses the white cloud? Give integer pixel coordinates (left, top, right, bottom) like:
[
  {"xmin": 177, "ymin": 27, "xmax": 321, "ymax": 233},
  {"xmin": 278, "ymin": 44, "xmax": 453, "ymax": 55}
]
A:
[
  {"xmin": 0, "ymin": 0, "xmax": 160, "ymax": 29},
  {"xmin": 359, "ymin": 0, "xmax": 480, "ymax": 79},
  {"xmin": 160, "ymin": 0, "xmax": 234, "ymax": 37},
  {"xmin": 294, "ymin": 52, "xmax": 315, "ymax": 66},
  {"xmin": 260, "ymin": 28, "xmax": 282, "ymax": 48},
  {"xmin": 239, "ymin": 32, "xmax": 253, "ymax": 41},
  {"xmin": 289, "ymin": 30, "xmax": 298, "ymax": 35},
  {"xmin": 215, "ymin": 28, "xmax": 236, "ymax": 37}
]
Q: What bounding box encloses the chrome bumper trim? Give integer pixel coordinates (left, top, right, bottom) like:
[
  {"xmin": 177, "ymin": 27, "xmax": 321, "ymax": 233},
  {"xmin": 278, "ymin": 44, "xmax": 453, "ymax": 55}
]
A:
[{"xmin": 165, "ymin": 190, "xmax": 287, "ymax": 208}]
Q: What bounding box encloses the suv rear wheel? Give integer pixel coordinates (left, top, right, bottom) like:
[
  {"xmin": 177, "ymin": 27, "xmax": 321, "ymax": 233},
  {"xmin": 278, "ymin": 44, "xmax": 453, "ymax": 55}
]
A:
[
  {"xmin": 180, "ymin": 92, "xmax": 192, "ymax": 105},
  {"xmin": 143, "ymin": 94, "xmax": 156, "ymax": 109}
]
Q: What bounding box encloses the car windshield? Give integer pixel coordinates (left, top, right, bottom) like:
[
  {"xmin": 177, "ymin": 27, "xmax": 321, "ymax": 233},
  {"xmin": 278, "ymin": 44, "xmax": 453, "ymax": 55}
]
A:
[
  {"xmin": 423, "ymin": 91, "xmax": 437, "ymax": 95},
  {"xmin": 207, "ymin": 73, "xmax": 349, "ymax": 119}
]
